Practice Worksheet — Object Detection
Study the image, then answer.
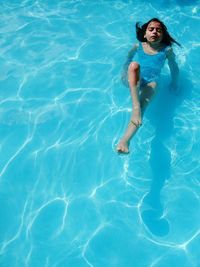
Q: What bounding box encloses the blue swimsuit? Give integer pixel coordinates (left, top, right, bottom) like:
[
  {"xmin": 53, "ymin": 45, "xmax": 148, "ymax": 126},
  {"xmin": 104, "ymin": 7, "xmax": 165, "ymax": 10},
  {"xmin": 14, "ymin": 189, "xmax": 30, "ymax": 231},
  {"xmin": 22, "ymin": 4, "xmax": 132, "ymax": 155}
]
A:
[{"xmin": 135, "ymin": 42, "xmax": 168, "ymax": 85}]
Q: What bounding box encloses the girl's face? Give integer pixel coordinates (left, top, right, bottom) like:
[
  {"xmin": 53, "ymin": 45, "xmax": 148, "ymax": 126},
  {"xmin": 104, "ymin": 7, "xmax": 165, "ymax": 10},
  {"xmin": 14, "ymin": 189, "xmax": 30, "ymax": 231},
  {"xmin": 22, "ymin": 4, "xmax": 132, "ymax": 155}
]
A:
[{"xmin": 144, "ymin": 21, "xmax": 163, "ymax": 44}]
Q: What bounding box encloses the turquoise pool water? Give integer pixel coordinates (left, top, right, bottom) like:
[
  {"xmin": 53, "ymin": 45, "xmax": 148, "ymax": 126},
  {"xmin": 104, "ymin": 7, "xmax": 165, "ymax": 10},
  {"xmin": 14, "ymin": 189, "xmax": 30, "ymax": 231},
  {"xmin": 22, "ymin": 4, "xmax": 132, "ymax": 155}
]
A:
[{"xmin": 1, "ymin": 0, "xmax": 200, "ymax": 266}]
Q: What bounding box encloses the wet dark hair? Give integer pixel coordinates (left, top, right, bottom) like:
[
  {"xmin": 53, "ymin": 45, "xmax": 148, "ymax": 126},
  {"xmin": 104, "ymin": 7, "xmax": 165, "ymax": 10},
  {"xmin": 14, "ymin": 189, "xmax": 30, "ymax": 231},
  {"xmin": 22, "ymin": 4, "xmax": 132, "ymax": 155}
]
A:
[{"xmin": 136, "ymin": 18, "xmax": 181, "ymax": 47}]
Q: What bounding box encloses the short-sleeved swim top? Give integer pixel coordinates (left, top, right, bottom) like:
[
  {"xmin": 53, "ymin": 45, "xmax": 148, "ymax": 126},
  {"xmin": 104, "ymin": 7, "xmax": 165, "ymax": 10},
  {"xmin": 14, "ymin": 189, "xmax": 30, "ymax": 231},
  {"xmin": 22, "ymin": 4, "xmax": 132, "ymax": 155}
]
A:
[{"xmin": 134, "ymin": 42, "xmax": 169, "ymax": 84}]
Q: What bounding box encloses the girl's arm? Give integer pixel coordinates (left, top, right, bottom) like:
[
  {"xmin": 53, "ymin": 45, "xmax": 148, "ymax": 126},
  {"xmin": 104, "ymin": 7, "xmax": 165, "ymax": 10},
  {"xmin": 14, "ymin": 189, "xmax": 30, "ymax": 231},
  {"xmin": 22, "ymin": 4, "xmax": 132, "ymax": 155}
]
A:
[
  {"xmin": 123, "ymin": 43, "xmax": 139, "ymax": 70},
  {"xmin": 166, "ymin": 47, "xmax": 179, "ymax": 91},
  {"xmin": 121, "ymin": 43, "xmax": 139, "ymax": 86}
]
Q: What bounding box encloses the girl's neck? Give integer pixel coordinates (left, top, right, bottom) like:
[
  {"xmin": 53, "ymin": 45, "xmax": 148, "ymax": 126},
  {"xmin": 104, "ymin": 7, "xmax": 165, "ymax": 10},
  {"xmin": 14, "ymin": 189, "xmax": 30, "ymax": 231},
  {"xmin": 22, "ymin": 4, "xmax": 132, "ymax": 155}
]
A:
[{"xmin": 146, "ymin": 41, "xmax": 163, "ymax": 50}]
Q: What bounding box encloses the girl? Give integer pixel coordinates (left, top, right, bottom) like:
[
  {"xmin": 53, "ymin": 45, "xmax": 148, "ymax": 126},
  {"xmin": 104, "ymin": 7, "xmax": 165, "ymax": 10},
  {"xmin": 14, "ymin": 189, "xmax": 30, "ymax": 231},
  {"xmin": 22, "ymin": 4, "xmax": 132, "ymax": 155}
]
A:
[{"xmin": 116, "ymin": 18, "xmax": 180, "ymax": 153}]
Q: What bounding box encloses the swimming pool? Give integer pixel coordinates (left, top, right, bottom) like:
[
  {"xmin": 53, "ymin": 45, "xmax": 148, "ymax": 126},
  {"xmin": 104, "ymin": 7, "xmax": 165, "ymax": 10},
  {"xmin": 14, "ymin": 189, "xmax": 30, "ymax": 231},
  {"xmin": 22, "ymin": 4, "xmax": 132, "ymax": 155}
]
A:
[{"xmin": 0, "ymin": 0, "xmax": 200, "ymax": 266}]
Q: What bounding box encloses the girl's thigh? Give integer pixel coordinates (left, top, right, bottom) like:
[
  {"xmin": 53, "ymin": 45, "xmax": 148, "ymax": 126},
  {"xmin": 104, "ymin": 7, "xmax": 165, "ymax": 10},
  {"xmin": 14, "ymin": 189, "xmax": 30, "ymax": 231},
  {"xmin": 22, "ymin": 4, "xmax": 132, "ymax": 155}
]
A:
[{"xmin": 140, "ymin": 82, "xmax": 157, "ymax": 107}]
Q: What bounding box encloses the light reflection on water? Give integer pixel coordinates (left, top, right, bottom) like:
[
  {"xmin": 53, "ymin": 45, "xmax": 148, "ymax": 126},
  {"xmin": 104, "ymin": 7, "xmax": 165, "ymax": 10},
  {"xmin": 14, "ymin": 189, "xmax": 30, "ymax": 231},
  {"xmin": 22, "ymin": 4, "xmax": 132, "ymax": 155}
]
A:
[{"xmin": 0, "ymin": 0, "xmax": 200, "ymax": 266}]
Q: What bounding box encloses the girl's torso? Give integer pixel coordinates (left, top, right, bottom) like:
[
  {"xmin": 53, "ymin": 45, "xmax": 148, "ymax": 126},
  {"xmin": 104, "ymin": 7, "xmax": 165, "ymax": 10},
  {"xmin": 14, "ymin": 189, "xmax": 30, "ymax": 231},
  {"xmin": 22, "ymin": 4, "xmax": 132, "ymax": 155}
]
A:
[{"xmin": 134, "ymin": 42, "xmax": 169, "ymax": 83}]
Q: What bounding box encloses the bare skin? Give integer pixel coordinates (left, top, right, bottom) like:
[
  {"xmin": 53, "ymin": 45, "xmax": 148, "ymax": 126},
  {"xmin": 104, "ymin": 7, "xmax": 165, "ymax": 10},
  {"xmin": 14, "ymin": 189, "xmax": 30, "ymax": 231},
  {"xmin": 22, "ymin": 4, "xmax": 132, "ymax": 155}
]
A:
[
  {"xmin": 116, "ymin": 21, "xmax": 179, "ymax": 153},
  {"xmin": 116, "ymin": 77, "xmax": 156, "ymax": 153}
]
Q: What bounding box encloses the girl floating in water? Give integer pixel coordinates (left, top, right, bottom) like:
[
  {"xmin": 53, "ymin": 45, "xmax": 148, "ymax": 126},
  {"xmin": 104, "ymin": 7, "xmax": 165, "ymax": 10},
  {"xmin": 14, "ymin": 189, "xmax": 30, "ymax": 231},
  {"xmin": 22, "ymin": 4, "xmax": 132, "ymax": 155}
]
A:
[{"xmin": 116, "ymin": 18, "xmax": 180, "ymax": 153}]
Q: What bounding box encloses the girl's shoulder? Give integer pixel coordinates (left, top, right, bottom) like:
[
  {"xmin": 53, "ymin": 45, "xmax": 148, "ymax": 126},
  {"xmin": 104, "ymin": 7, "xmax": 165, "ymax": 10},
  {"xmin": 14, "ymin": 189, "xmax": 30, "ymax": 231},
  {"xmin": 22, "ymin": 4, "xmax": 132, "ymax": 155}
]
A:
[
  {"xmin": 135, "ymin": 43, "xmax": 139, "ymax": 48},
  {"xmin": 128, "ymin": 43, "xmax": 139, "ymax": 54},
  {"xmin": 165, "ymin": 46, "xmax": 176, "ymax": 59},
  {"xmin": 158, "ymin": 44, "xmax": 171, "ymax": 53},
  {"xmin": 132, "ymin": 43, "xmax": 139, "ymax": 50},
  {"xmin": 165, "ymin": 46, "xmax": 173, "ymax": 52}
]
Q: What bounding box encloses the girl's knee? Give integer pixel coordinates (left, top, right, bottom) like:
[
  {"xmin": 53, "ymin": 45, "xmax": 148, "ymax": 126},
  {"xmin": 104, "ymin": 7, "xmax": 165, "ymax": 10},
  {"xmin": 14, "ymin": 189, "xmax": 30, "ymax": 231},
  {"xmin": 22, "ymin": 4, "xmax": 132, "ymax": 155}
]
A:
[{"xmin": 129, "ymin": 62, "xmax": 140, "ymax": 72}]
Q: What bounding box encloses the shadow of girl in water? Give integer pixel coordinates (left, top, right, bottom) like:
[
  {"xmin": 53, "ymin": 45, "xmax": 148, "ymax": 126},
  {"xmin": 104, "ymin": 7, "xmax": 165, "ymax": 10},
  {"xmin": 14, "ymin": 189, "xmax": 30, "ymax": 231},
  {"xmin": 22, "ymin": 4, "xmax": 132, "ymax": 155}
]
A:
[{"xmin": 141, "ymin": 73, "xmax": 191, "ymax": 237}]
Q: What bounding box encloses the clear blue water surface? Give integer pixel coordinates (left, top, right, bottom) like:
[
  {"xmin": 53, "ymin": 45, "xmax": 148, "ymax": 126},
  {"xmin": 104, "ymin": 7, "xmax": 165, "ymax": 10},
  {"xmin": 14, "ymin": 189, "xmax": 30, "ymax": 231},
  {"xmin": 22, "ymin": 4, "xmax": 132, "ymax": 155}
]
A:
[{"xmin": 0, "ymin": 0, "xmax": 200, "ymax": 266}]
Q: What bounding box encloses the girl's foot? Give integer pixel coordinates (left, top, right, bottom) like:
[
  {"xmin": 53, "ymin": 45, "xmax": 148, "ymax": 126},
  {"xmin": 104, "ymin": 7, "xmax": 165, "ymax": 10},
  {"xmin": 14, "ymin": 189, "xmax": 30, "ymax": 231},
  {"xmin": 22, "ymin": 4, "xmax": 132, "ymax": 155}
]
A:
[{"xmin": 116, "ymin": 140, "xmax": 129, "ymax": 154}]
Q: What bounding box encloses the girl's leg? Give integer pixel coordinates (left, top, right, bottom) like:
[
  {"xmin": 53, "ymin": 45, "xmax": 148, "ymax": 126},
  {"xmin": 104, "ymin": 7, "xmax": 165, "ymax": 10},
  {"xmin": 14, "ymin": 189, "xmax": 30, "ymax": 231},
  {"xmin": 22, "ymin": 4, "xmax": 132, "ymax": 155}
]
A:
[
  {"xmin": 116, "ymin": 81, "xmax": 156, "ymax": 153},
  {"xmin": 128, "ymin": 62, "xmax": 142, "ymax": 125},
  {"xmin": 116, "ymin": 62, "xmax": 140, "ymax": 153},
  {"xmin": 140, "ymin": 82, "xmax": 156, "ymax": 112}
]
